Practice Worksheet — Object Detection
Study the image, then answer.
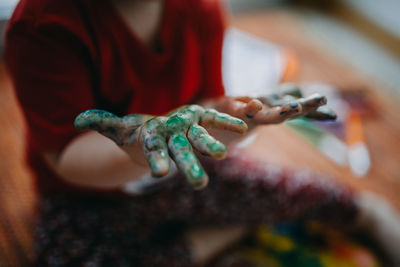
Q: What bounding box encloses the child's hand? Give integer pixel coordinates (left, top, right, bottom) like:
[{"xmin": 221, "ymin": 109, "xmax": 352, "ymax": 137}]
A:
[
  {"xmin": 74, "ymin": 105, "xmax": 247, "ymax": 189},
  {"xmin": 216, "ymin": 84, "xmax": 336, "ymax": 125}
]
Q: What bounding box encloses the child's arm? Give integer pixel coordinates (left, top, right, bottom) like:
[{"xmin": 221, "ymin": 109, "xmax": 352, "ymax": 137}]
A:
[{"xmin": 44, "ymin": 131, "xmax": 151, "ymax": 190}]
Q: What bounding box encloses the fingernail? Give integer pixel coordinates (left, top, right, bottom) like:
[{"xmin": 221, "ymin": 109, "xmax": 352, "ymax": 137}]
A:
[
  {"xmin": 315, "ymin": 95, "xmax": 326, "ymax": 105},
  {"xmin": 209, "ymin": 142, "xmax": 226, "ymax": 153},
  {"xmin": 210, "ymin": 142, "xmax": 227, "ymax": 159},
  {"xmin": 151, "ymin": 161, "xmax": 169, "ymax": 177},
  {"xmin": 190, "ymin": 164, "xmax": 204, "ymax": 179},
  {"xmin": 189, "ymin": 165, "xmax": 208, "ymax": 190},
  {"xmin": 246, "ymin": 114, "xmax": 254, "ymax": 119}
]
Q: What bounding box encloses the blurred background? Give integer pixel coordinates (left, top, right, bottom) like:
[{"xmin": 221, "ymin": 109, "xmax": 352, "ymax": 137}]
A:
[{"xmin": 0, "ymin": 0, "xmax": 399, "ymax": 266}]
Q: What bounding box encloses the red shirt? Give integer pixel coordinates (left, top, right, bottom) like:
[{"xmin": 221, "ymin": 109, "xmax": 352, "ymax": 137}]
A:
[{"xmin": 5, "ymin": 0, "xmax": 225, "ymax": 195}]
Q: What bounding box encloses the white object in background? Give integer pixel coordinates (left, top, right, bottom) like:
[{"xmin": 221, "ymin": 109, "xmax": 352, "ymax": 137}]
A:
[
  {"xmin": 222, "ymin": 28, "xmax": 286, "ymax": 97},
  {"xmin": 300, "ymin": 11, "xmax": 400, "ymax": 96},
  {"xmin": 318, "ymin": 134, "xmax": 348, "ymax": 167},
  {"xmin": 0, "ymin": 0, "xmax": 18, "ymax": 19},
  {"xmin": 345, "ymin": 111, "xmax": 371, "ymax": 178},
  {"xmin": 345, "ymin": 0, "xmax": 400, "ymax": 39},
  {"xmin": 348, "ymin": 141, "xmax": 371, "ymax": 177}
]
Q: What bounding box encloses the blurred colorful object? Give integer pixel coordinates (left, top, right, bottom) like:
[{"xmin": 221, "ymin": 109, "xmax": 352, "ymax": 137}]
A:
[
  {"xmin": 222, "ymin": 28, "xmax": 294, "ymax": 97},
  {"xmin": 210, "ymin": 222, "xmax": 380, "ymax": 267},
  {"xmin": 286, "ymin": 118, "xmax": 348, "ymax": 167},
  {"xmin": 285, "ymin": 84, "xmax": 374, "ymax": 177},
  {"xmin": 345, "ymin": 110, "xmax": 371, "ymax": 177}
]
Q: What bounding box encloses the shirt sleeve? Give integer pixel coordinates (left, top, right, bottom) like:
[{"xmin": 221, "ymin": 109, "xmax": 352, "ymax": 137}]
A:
[
  {"xmin": 196, "ymin": 0, "xmax": 227, "ymax": 100},
  {"xmin": 5, "ymin": 21, "xmax": 95, "ymax": 152}
]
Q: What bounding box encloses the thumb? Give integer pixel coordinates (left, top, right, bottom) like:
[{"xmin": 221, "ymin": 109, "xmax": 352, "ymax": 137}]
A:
[{"xmin": 74, "ymin": 110, "xmax": 145, "ymax": 146}]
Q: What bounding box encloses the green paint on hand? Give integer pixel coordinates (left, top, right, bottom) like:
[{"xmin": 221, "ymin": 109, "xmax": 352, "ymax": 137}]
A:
[
  {"xmin": 217, "ymin": 114, "xmax": 229, "ymax": 121},
  {"xmin": 190, "ymin": 125, "xmax": 202, "ymax": 136},
  {"xmin": 182, "ymin": 152, "xmax": 196, "ymax": 163},
  {"xmin": 166, "ymin": 115, "xmax": 187, "ymax": 129},
  {"xmin": 190, "ymin": 164, "xmax": 204, "ymax": 180},
  {"xmin": 233, "ymin": 119, "xmax": 245, "ymax": 125},
  {"xmin": 208, "ymin": 142, "xmax": 226, "ymax": 153},
  {"xmin": 75, "ymin": 104, "xmax": 251, "ymax": 190},
  {"xmin": 172, "ymin": 135, "xmax": 190, "ymax": 148}
]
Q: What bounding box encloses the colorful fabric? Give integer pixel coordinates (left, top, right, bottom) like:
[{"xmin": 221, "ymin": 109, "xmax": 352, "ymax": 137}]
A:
[{"xmin": 211, "ymin": 222, "xmax": 381, "ymax": 267}]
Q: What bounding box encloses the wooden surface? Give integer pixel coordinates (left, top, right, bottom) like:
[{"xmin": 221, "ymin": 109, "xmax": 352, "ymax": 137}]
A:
[
  {"xmin": 0, "ymin": 64, "xmax": 36, "ymax": 265},
  {"xmin": 229, "ymin": 9, "xmax": 400, "ymax": 212},
  {"xmin": 0, "ymin": 8, "xmax": 400, "ymax": 266}
]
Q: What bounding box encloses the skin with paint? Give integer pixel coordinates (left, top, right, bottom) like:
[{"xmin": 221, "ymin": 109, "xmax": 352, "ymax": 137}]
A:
[
  {"xmin": 257, "ymin": 83, "xmax": 336, "ymax": 120},
  {"xmin": 75, "ymin": 105, "xmax": 247, "ymax": 189},
  {"xmin": 74, "ymin": 85, "xmax": 334, "ymax": 190},
  {"xmin": 215, "ymin": 83, "xmax": 336, "ymax": 125}
]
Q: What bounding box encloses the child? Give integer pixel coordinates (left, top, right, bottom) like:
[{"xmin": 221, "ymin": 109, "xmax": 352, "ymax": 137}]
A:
[{"xmin": 5, "ymin": 0, "xmax": 333, "ymax": 265}]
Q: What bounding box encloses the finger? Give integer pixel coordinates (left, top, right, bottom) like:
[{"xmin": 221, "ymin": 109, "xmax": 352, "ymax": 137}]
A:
[
  {"xmin": 258, "ymin": 84, "xmax": 302, "ymax": 106},
  {"xmin": 165, "ymin": 113, "xmax": 193, "ymax": 133},
  {"xmin": 74, "ymin": 110, "xmax": 126, "ymax": 145},
  {"xmin": 260, "ymin": 95, "xmax": 298, "ymax": 107},
  {"xmin": 243, "ymin": 99, "xmax": 263, "ymax": 119},
  {"xmin": 123, "ymin": 114, "xmax": 153, "ymax": 127},
  {"xmin": 254, "ymin": 102, "xmax": 303, "ymax": 124},
  {"xmin": 75, "ymin": 109, "xmax": 120, "ymax": 131},
  {"xmin": 216, "ymin": 97, "xmax": 262, "ymax": 120},
  {"xmin": 200, "ymin": 109, "xmax": 248, "ymax": 134},
  {"xmin": 141, "ymin": 126, "xmax": 170, "ymax": 177},
  {"xmin": 75, "ymin": 110, "xmax": 152, "ymax": 146},
  {"xmin": 297, "ymin": 93, "xmax": 327, "ymax": 113},
  {"xmin": 187, "ymin": 125, "xmax": 227, "ymax": 160},
  {"xmin": 305, "ymin": 106, "xmax": 337, "ymax": 120},
  {"xmin": 168, "ymin": 134, "xmax": 208, "ymax": 190},
  {"xmin": 233, "ymin": 96, "xmax": 253, "ymax": 103}
]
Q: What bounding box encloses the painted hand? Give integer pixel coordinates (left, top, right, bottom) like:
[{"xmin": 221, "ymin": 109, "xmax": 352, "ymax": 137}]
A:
[
  {"xmin": 216, "ymin": 83, "xmax": 336, "ymax": 125},
  {"xmin": 74, "ymin": 105, "xmax": 247, "ymax": 189}
]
